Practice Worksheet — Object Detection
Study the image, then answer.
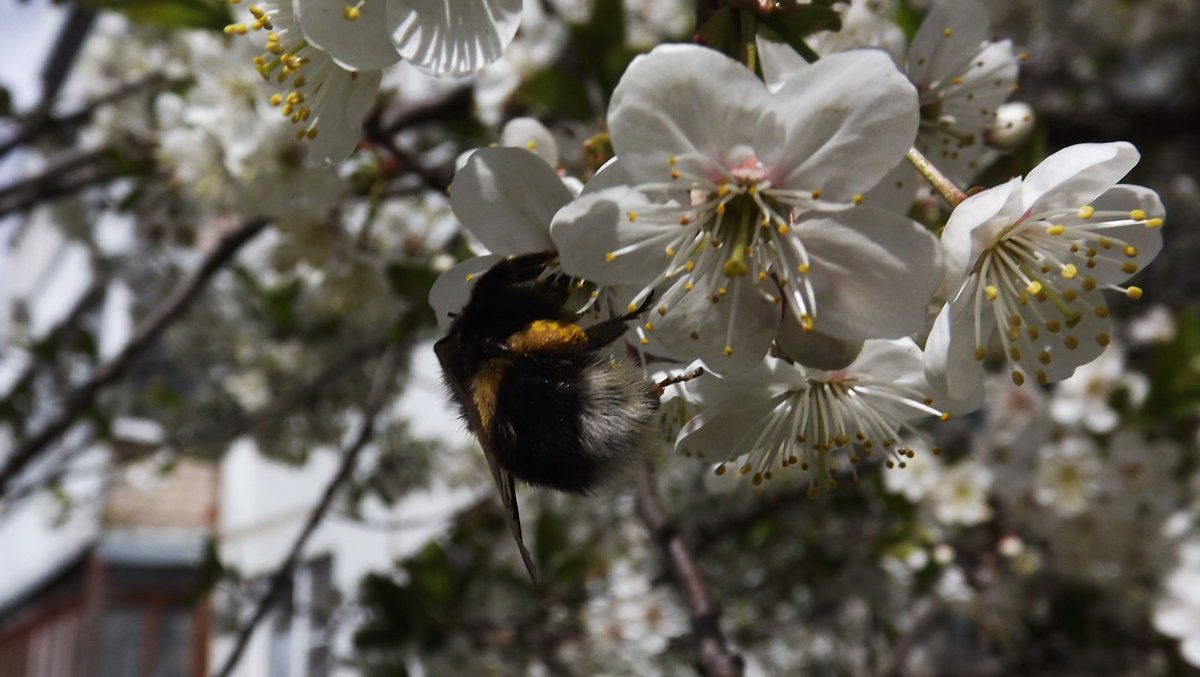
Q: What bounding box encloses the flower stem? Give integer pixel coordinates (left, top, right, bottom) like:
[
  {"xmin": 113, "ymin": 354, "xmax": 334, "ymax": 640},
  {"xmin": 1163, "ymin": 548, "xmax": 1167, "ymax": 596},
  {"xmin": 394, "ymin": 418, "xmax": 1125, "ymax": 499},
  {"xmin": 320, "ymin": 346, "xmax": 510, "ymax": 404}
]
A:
[{"xmin": 906, "ymin": 146, "xmax": 966, "ymax": 207}]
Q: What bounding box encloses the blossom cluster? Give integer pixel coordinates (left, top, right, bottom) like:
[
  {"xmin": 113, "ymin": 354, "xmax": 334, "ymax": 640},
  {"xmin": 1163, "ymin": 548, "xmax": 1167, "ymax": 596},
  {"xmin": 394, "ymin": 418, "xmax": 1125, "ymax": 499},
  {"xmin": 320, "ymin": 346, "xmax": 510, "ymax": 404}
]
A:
[
  {"xmin": 431, "ymin": 0, "xmax": 1166, "ymax": 499},
  {"xmin": 223, "ymin": 0, "xmax": 522, "ymax": 161}
]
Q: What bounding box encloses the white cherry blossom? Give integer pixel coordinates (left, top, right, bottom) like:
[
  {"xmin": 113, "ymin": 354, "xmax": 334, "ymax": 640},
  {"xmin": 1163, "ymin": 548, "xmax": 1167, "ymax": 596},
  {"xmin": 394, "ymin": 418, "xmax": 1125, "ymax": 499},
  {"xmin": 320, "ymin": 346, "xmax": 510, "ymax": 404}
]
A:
[
  {"xmin": 925, "ymin": 141, "xmax": 1164, "ymax": 401},
  {"xmin": 675, "ymin": 339, "xmax": 949, "ymax": 497},
  {"xmin": 551, "ymin": 45, "xmax": 942, "ymax": 373}
]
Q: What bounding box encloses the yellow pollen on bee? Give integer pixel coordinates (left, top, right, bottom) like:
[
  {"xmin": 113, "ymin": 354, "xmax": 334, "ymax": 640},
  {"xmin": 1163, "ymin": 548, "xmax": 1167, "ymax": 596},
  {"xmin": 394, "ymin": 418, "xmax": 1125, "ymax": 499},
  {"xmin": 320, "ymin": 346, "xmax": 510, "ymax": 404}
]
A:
[
  {"xmin": 1130, "ymin": 209, "xmax": 1147, "ymax": 221},
  {"xmin": 1146, "ymin": 218, "xmax": 1163, "ymax": 228},
  {"xmin": 1127, "ymin": 286, "xmax": 1143, "ymax": 299},
  {"xmin": 1061, "ymin": 264, "xmax": 1078, "ymax": 279},
  {"xmin": 1012, "ymin": 371, "xmax": 1025, "ymax": 385},
  {"xmin": 605, "ymin": 252, "xmax": 615, "ymax": 262},
  {"xmin": 1121, "ymin": 261, "xmax": 1138, "ymax": 274},
  {"xmin": 1038, "ymin": 350, "xmax": 1051, "ymax": 364},
  {"xmin": 1077, "ymin": 205, "xmax": 1095, "ymax": 219},
  {"xmin": 627, "ymin": 211, "xmax": 638, "ymax": 221},
  {"xmin": 974, "ymin": 345, "xmax": 986, "ymax": 361},
  {"xmin": 985, "ymin": 285, "xmax": 999, "ymax": 301},
  {"xmin": 1046, "ymin": 224, "xmax": 1065, "ymax": 235},
  {"xmin": 1064, "ymin": 335, "xmax": 1079, "ymax": 349}
]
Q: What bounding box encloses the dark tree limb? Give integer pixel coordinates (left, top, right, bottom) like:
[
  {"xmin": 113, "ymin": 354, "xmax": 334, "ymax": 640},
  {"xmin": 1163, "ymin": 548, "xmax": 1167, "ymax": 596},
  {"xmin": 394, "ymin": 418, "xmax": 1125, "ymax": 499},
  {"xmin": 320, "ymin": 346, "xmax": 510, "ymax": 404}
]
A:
[
  {"xmin": 0, "ymin": 73, "xmax": 185, "ymax": 161},
  {"xmin": 634, "ymin": 461, "xmax": 744, "ymax": 677},
  {"xmin": 0, "ymin": 217, "xmax": 270, "ymax": 499},
  {"xmin": 211, "ymin": 343, "xmax": 403, "ymax": 677}
]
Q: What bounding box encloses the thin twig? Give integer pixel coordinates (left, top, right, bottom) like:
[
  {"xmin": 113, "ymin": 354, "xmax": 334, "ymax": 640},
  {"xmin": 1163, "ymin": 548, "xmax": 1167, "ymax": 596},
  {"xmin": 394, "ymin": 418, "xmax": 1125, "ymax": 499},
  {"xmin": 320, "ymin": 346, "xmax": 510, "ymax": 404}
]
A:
[
  {"xmin": 0, "ymin": 218, "xmax": 270, "ymax": 499},
  {"xmin": 0, "ymin": 146, "xmax": 153, "ymax": 219},
  {"xmin": 634, "ymin": 461, "xmax": 744, "ymax": 677},
  {"xmin": 0, "ymin": 73, "xmax": 185, "ymax": 161},
  {"xmin": 211, "ymin": 343, "xmax": 403, "ymax": 677},
  {"xmin": 906, "ymin": 146, "xmax": 967, "ymax": 207}
]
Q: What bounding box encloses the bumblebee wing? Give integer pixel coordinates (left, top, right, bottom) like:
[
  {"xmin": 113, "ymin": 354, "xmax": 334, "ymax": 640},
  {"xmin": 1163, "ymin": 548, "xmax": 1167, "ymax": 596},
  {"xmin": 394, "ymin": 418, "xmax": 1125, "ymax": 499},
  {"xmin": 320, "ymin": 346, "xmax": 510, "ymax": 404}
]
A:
[
  {"xmin": 434, "ymin": 337, "xmax": 538, "ymax": 585},
  {"xmin": 483, "ymin": 447, "xmax": 539, "ymax": 585}
]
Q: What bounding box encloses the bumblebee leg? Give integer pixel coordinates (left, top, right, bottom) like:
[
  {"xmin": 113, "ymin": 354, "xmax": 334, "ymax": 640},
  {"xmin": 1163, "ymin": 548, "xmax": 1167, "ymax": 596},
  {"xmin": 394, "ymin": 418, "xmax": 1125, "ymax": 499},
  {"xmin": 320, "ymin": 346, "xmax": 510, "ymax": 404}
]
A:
[{"xmin": 583, "ymin": 293, "xmax": 655, "ymax": 349}]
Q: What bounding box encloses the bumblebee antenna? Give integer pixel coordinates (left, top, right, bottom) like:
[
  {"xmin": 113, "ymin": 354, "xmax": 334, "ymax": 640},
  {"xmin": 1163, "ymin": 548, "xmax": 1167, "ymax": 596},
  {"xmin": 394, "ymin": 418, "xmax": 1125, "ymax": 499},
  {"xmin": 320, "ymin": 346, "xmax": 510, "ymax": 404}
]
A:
[{"xmin": 655, "ymin": 367, "xmax": 705, "ymax": 395}]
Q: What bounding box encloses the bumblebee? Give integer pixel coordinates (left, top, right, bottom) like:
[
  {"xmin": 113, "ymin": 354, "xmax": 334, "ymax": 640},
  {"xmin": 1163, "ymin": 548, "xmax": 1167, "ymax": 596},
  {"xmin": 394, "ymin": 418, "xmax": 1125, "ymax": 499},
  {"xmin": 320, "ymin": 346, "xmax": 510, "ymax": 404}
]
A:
[{"xmin": 434, "ymin": 251, "xmax": 662, "ymax": 582}]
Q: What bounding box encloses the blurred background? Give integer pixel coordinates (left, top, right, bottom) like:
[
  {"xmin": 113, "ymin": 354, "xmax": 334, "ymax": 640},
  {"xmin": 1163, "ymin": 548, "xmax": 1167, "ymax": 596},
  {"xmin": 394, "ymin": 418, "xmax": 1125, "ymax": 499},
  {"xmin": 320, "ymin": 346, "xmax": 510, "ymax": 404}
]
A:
[{"xmin": 0, "ymin": 0, "xmax": 1198, "ymax": 675}]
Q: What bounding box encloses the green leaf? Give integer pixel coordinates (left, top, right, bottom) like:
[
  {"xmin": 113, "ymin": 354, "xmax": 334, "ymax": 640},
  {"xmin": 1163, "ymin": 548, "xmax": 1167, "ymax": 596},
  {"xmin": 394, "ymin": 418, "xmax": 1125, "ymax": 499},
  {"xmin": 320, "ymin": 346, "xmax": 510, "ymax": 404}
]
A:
[
  {"xmin": 512, "ymin": 67, "xmax": 595, "ymax": 121},
  {"xmin": 83, "ymin": 0, "xmax": 232, "ymax": 31},
  {"xmin": 757, "ymin": 4, "xmax": 842, "ymax": 63}
]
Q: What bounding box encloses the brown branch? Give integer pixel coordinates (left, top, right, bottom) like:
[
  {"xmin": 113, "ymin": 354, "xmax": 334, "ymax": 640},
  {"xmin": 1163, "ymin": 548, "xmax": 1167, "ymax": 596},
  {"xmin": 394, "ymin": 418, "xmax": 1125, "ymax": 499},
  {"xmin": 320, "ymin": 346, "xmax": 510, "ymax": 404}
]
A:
[
  {"xmin": 0, "ymin": 146, "xmax": 153, "ymax": 219},
  {"xmin": 0, "ymin": 73, "xmax": 185, "ymax": 161},
  {"xmin": 211, "ymin": 343, "xmax": 403, "ymax": 677},
  {"xmin": 0, "ymin": 217, "xmax": 270, "ymax": 499},
  {"xmin": 634, "ymin": 461, "xmax": 744, "ymax": 677}
]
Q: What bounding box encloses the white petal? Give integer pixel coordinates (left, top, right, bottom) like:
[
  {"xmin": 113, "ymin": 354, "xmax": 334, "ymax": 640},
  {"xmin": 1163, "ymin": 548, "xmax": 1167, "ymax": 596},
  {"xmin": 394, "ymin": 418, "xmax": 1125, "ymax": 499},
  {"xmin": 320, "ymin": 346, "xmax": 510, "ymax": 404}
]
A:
[
  {"xmin": 847, "ymin": 337, "xmax": 926, "ymax": 385},
  {"xmin": 390, "ymin": 0, "xmax": 523, "ymax": 76},
  {"xmin": 906, "ymin": 0, "xmax": 992, "ymax": 86},
  {"xmin": 302, "ymin": 64, "xmax": 382, "ymax": 163},
  {"xmin": 676, "ymin": 392, "xmax": 791, "ymax": 463},
  {"xmin": 775, "ymin": 315, "xmax": 863, "ymax": 370},
  {"xmin": 791, "ymin": 207, "xmax": 942, "ymax": 340},
  {"xmin": 428, "ymin": 254, "xmax": 504, "ymax": 332},
  {"xmin": 925, "ymin": 275, "xmax": 990, "ymax": 402},
  {"xmin": 651, "ymin": 270, "xmax": 781, "ymax": 375},
  {"xmin": 770, "ymin": 50, "xmax": 919, "ymax": 200},
  {"xmin": 1084, "ymin": 184, "xmax": 1165, "ymax": 284},
  {"xmin": 295, "ymin": 0, "xmax": 402, "ymax": 70},
  {"xmin": 608, "ymin": 44, "xmax": 776, "ymax": 186},
  {"xmin": 1022, "ymin": 142, "xmax": 1140, "ymax": 212},
  {"xmin": 550, "ymin": 187, "xmax": 685, "ymax": 287},
  {"xmin": 449, "ymin": 146, "xmax": 567, "ymax": 254},
  {"xmin": 500, "ymin": 117, "xmax": 558, "ymax": 166},
  {"xmin": 940, "ymin": 177, "xmax": 1022, "ymax": 280}
]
